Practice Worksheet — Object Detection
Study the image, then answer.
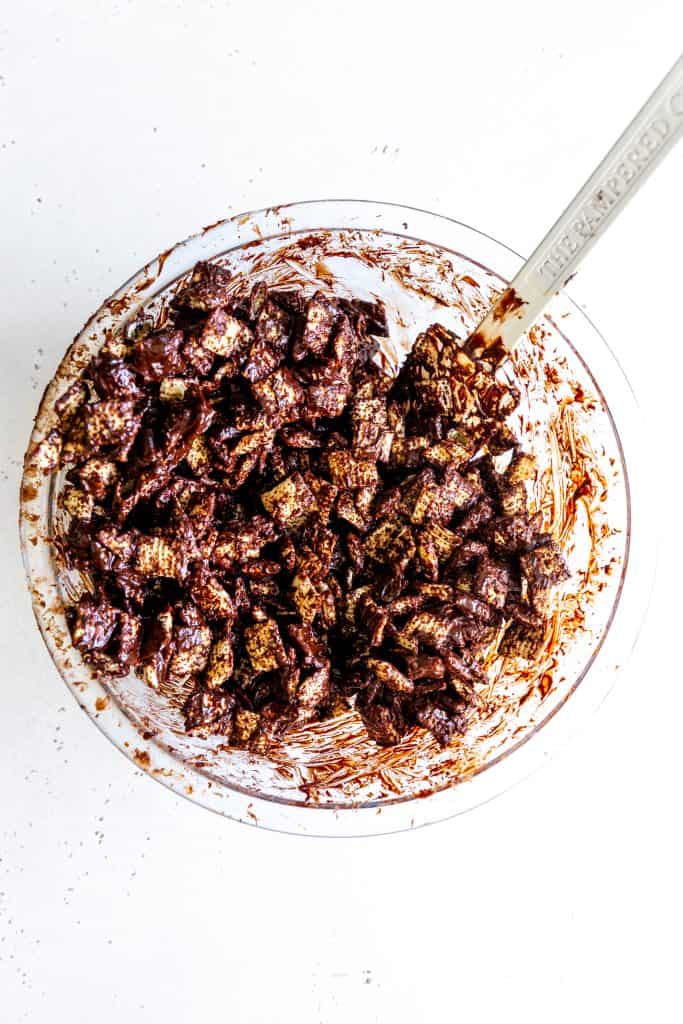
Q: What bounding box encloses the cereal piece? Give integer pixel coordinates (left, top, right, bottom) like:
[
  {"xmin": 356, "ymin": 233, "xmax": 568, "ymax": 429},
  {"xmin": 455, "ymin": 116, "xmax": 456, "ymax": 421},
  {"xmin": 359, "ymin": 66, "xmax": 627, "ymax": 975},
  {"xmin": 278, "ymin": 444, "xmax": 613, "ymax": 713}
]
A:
[
  {"xmin": 91, "ymin": 527, "xmax": 137, "ymax": 572},
  {"xmin": 396, "ymin": 611, "xmax": 458, "ymax": 652},
  {"xmin": 349, "ymin": 483, "xmax": 376, "ymax": 524},
  {"xmin": 299, "ymin": 519, "xmax": 337, "ymax": 574},
  {"xmin": 413, "ymin": 698, "xmax": 464, "ymax": 747},
  {"xmin": 232, "ymin": 708, "xmax": 260, "ymax": 745},
  {"xmin": 521, "ymin": 544, "xmax": 570, "ymax": 591},
  {"xmin": 425, "ymin": 433, "xmax": 475, "ymax": 468},
  {"xmin": 336, "ymin": 490, "xmax": 367, "ymax": 531},
  {"xmin": 204, "ymin": 631, "xmax": 234, "ymax": 689},
  {"xmin": 114, "ymin": 611, "xmax": 141, "ymax": 669},
  {"xmin": 60, "ymin": 486, "xmax": 94, "ymax": 522},
  {"xmin": 499, "ymin": 622, "xmax": 547, "ymax": 660},
  {"xmin": 71, "ymin": 594, "xmax": 119, "ymax": 652},
  {"xmin": 451, "ymin": 589, "xmax": 500, "ymax": 625},
  {"xmin": 364, "ymin": 519, "xmax": 415, "ymax": 571},
  {"xmin": 185, "ymin": 435, "xmax": 211, "ymax": 476},
  {"xmin": 59, "ymin": 420, "xmax": 90, "ymax": 464},
  {"xmin": 77, "ymin": 457, "xmax": 118, "ymax": 499},
  {"xmin": 130, "ymin": 328, "xmax": 186, "ymax": 381},
  {"xmin": 486, "ymin": 423, "xmax": 518, "ymax": 455},
  {"xmin": 182, "ymin": 334, "xmax": 214, "ymax": 376},
  {"xmin": 135, "ymin": 535, "xmax": 181, "ymax": 579},
  {"xmin": 260, "ymin": 472, "xmax": 317, "ymax": 530},
  {"xmin": 245, "ymin": 618, "xmax": 287, "ymax": 674},
  {"xmin": 473, "ymin": 557, "xmax": 510, "ymax": 610},
  {"xmin": 190, "ymin": 572, "xmax": 235, "ymax": 620},
  {"xmin": 169, "ymin": 632, "xmax": 211, "ymax": 681},
  {"xmin": 330, "ymin": 312, "xmax": 358, "ymax": 368},
  {"xmin": 327, "ymin": 450, "xmax": 379, "ymax": 490},
  {"xmin": 241, "ymin": 337, "xmax": 281, "ymax": 383},
  {"xmin": 366, "ymin": 658, "xmax": 414, "ymax": 694},
  {"xmin": 418, "ymin": 523, "xmax": 457, "ymax": 562},
  {"xmin": 184, "ymin": 688, "xmax": 236, "ymax": 738},
  {"xmin": 249, "ymin": 704, "xmax": 292, "ymax": 748},
  {"xmin": 91, "ymin": 355, "xmax": 143, "ymax": 400},
  {"xmin": 201, "ymin": 307, "xmax": 252, "ymax": 357},
  {"xmin": 280, "ymin": 426, "xmax": 323, "ymax": 449},
  {"xmin": 86, "ymin": 399, "xmax": 140, "ymax": 448},
  {"xmin": 359, "ymin": 702, "xmax": 405, "ymax": 746},
  {"xmin": 404, "ymin": 466, "xmax": 479, "ymax": 526},
  {"xmin": 306, "ymin": 379, "xmax": 352, "ymax": 419},
  {"xmin": 404, "ymin": 654, "xmax": 446, "ymax": 680},
  {"xmin": 488, "ymin": 514, "xmax": 543, "ymax": 554},
  {"xmin": 352, "ymin": 591, "xmax": 386, "ymax": 646},
  {"xmin": 297, "ymin": 663, "xmax": 331, "ymax": 710},
  {"xmin": 159, "ymin": 378, "xmax": 188, "ymax": 402},
  {"xmin": 505, "ymin": 451, "xmax": 537, "ymax": 484},
  {"xmin": 343, "ymin": 585, "xmax": 370, "ymax": 631},
  {"xmin": 402, "ymin": 470, "xmax": 439, "ymax": 525},
  {"xmin": 498, "ymin": 480, "xmax": 528, "ymax": 518},
  {"xmin": 213, "ymin": 515, "xmax": 279, "ymax": 567},
  {"xmin": 339, "ymin": 296, "xmax": 388, "ymax": 337},
  {"xmin": 390, "ymin": 435, "xmax": 429, "ymax": 469},
  {"xmin": 415, "ymin": 532, "xmax": 439, "ymax": 579},
  {"xmin": 350, "ymin": 396, "xmax": 387, "ymax": 451},
  {"xmin": 255, "ymin": 298, "xmax": 290, "ymax": 351},
  {"xmin": 414, "ymin": 377, "xmax": 454, "ymax": 417},
  {"xmin": 252, "ymin": 367, "xmax": 304, "ymax": 421},
  {"xmin": 169, "ymin": 603, "xmax": 212, "ymax": 681},
  {"xmin": 279, "ymin": 656, "xmax": 301, "ymax": 701},
  {"xmin": 55, "ymin": 381, "xmax": 88, "ymax": 424},
  {"xmin": 287, "ymin": 623, "xmax": 327, "ymax": 668},
  {"xmin": 441, "ymin": 465, "xmax": 480, "ymax": 514},
  {"xmin": 140, "ymin": 609, "xmax": 175, "ymax": 691},
  {"xmin": 304, "ymin": 474, "xmax": 338, "ymax": 521},
  {"xmin": 403, "ymin": 322, "xmax": 458, "ymax": 378},
  {"xmin": 457, "ymin": 498, "xmax": 495, "ymax": 537},
  {"xmin": 440, "ymin": 648, "xmax": 486, "ymax": 686},
  {"xmin": 293, "ymin": 291, "xmax": 337, "ymax": 360},
  {"xmin": 270, "ymin": 289, "xmax": 306, "ymax": 317},
  {"xmin": 290, "ymin": 572, "xmax": 321, "ymax": 624},
  {"xmin": 176, "ymin": 261, "xmax": 234, "ymax": 310}
]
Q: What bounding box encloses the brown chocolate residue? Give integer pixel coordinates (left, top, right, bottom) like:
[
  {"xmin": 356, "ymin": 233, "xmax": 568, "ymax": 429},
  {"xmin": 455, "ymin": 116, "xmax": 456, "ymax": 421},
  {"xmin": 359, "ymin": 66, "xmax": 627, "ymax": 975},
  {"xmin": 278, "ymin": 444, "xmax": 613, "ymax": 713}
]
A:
[
  {"xmin": 202, "ymin": 218, "xmax": 226, "ymax": 235},
  {"xmin": 463, "ymin": 289, "xmax": 525, "ymax": 363},
  {"xmin": 492, "ymin": 287, "xmax": 525, "ymax": 322},
  {"xmin": 157, "ymin": 245, "xmax": 175, "ymax": 276},
  {"xmin": 107, "ymin": 296, "xmax": 130, "ymax": 317},
  {"xmin": 134, "ymin": 275, "xmax": 157, "ymax": 294},
  {"xmin": 464, "ymin": 330, "xmax": 505, "ymax": 362}
]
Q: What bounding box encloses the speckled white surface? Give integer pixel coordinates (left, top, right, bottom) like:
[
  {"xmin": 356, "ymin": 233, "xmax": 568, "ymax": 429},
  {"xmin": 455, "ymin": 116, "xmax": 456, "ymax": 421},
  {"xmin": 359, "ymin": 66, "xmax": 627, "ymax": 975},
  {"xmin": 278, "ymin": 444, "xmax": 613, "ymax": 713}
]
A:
[{"xmin": 2, "ymin": 3, "xmax": 682, "ymax": 1021}]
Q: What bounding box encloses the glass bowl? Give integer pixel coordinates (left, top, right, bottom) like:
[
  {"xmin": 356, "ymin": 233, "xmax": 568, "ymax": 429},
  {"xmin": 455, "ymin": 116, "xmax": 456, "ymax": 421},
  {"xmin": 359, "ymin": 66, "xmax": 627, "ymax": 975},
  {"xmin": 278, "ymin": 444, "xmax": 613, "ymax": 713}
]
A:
[{"xmin": 20, "ymin": 200, "xmax": 653, "ymax": 836}]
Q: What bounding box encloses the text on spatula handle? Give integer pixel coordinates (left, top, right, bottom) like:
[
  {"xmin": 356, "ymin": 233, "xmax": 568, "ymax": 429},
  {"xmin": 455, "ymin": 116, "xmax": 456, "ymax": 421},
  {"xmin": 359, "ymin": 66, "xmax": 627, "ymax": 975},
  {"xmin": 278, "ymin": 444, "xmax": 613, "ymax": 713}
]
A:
[{"xmin": 534, "ymin": 83, "xmax": 683, "ymax": 291}]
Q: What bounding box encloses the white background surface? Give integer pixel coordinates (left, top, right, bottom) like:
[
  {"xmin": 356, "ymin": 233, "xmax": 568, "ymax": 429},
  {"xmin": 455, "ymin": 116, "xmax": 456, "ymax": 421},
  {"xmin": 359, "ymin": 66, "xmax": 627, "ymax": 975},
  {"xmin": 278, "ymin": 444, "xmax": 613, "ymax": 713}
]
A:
[{"xmin": 2, "ymin": 2, "xmax": 682, "ymax": 1021}]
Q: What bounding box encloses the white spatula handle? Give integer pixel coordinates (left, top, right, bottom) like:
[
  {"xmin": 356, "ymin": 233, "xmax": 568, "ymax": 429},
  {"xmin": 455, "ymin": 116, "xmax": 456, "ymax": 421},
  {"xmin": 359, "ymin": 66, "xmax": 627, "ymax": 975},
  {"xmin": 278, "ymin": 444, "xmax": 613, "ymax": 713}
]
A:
[{"xmin": 466, "ymin": 52, "xmax": 683, "ymax": 359}]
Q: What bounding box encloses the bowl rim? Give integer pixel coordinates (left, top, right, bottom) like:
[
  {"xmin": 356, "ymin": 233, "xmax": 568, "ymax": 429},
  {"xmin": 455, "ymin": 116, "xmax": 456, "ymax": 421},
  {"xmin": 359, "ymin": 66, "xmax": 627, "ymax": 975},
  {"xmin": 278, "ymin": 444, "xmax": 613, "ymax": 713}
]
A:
[{"xmin": 19, "ymin": 198, "xmax": 654, "ymax": 836}]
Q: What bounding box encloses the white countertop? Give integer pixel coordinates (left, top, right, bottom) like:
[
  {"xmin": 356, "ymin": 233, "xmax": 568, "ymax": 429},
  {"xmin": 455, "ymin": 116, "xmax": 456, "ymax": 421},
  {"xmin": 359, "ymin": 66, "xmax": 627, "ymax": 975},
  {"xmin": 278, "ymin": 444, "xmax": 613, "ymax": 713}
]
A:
[{"xmin": 2, "ymin": 2, "xmax": 682, "ymax": 1021}]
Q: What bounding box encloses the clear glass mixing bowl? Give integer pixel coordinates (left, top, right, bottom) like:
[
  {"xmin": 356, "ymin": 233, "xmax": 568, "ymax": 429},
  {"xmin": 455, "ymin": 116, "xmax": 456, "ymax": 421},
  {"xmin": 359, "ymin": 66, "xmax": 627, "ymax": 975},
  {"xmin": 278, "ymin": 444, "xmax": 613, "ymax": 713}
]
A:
[{"xmin": 20, "ymin": 200, "xmax": 653, "ymax": 835}]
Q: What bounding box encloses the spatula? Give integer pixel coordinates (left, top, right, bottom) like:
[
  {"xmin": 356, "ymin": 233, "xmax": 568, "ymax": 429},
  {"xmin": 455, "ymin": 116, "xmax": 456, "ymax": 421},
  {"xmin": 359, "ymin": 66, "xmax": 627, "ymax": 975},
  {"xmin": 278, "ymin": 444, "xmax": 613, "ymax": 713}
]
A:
[{"xmin": 464, "ymin": 53, "xmax": 683, "ymax": 362}]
